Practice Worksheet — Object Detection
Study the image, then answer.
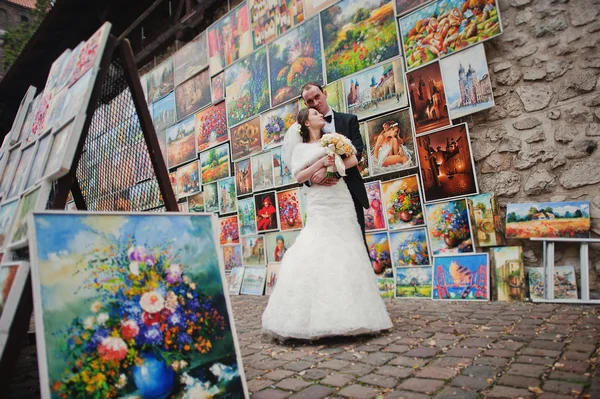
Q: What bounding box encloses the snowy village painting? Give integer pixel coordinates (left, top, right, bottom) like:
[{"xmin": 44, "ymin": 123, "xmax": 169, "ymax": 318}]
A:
[{"xmin": 505, "ymin": 201, "xmax": 591, "ymax": 239}]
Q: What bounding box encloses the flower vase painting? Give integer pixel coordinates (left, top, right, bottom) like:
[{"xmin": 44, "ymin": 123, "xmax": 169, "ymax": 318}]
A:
[
  {"xmin": 490, "ymin": 246, "xmax": 525, "ymax": 302},
  {"xmin": 237, "ymin": 197, "xmax": 257, "ymax": 237},
  {"xmin": 389, "ymin": 228, "xmax": 430, "ymax": 268},
  {"xmin": 176, "ymin": 160, "xmax": 200, "ymax": 199},
  {"xmin": 219, "ymin": 215, "xmax": 240, "ymax": 245},
  {"xmin": 467, "ymin": 193, "xmax": 505, "ymax": 247},
  {"xmin": 195, "ymin": 102, "xmax": 229, "ymax": 152},
  {"xmin": 260, "ymin": 101, "xmax": 298, "ymax": 150},
  {"xmin": 395, "ymin": 266, "xmax": 432, "ymax": 298},
  {"xmin": 230, "ymin": 116, "xmax": 262, "ymax": 162},
  {"xmin": 29, "ymin": 212, "xmax": 248, "ymax": 399},
  {"xmin": 364, "ymin": 181, "xmax": 386, "ymax": 232},
  {"xmin": 366, "ymin": 232, "xmax": 393, "ymax": 278},
  {"xmin": 276, "ymin": 189, "xmax": 303, "ymax": 231},
  {"xmin": 425, "ymin": 199, "xmax": 474, "ymax": 255},
  {"xmin": 268, "ymin": 16, "xmax": 324, "ymax": 107},
  {"xmin": 381, "ymin": 175, "xmax": 424, "ymax": 231},
  {"xmin": 432, "ymin": 254, "xmax": 490, "ymax": 301}
]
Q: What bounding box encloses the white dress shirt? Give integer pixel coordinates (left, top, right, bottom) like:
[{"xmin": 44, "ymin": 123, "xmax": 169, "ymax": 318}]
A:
[{"xmin": 323, "ymin": 109, "xmax": 336, "ymax": 133}]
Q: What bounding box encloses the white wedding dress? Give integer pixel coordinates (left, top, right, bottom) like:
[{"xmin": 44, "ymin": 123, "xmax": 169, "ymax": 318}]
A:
[{"xmin": 262, "ymin": 142, "xmax": 393, "ymax": 340}]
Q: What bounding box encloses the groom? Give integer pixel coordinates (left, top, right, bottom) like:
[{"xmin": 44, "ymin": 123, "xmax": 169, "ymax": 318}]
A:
[{"xmin": 301, "ymin": 82, "xmax": 369, "ymax": 239}]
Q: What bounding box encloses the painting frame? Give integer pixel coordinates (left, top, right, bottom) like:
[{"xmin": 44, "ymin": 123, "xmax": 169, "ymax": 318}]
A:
[
  {"xmin": 174, "ymin": 70, "xmax": 211, "ymax": 121},
  {"xmin": 0, "ymin": 199, "xmax": 19, "ymax": 250},
  {"xmin": 230, "ymin": 116, "xmax": 262, "ymax": 162},
  {"xmin": 265, "ymin": 230, "xmax": 300, "ymax": 264},
  {"xmin": 203, "ymin": 181, "xmax": 219, "ymax": 213},
  {"xmin": 146, "ymin": 56, "xmax": 175, "ymax": 103},
  {"xmin": 272, "ymin": 146, "xmax": 295, "ymax": 187},
  {"xmin": 195, "ymin": 102, "xmax": 229, "ymax": 153},
  {"xmin": 490, "ymin": 246, "xmax": 525, "ymax": 302},
  {"xmin": 237, "ymin": 197, "xmax": 257, "ymax": 237},
  {"xmin": 6, "ymin": 182, "xmax": 52, "ymax": 250},
  {"xmin": 432, "ymin": 253, "xmax": 490, "ymax": 301},
  {"xmin": 221, "ymin": 244, "xmax": 243, "ymax": 273},
  {"xmin": 381, "ymin": 174, "xmax": 425, "ymax": 231},
  {"xmin": 152, "ymin": 91, "xmax": 177, "ymax": 133},
  {"xmin": 217, "ymin": 176, "xmax": 237, "ymax": 215},
  {"xmin": 260, "ymin": 101, "xmax": 299, "ymax": 151},
  {"xmin": 175, "ymin": 160, "xmax": 201, "ymax": 199},
  {"xmin": 5, "ymin": 140, "xmax": 36, "ymax": 202},
  {"xmin": 395, "ymin": 266, "xmax": 433, "ymax": 299},
  {"xmin": 0, "ymin": 261, "xmax": 30, "ymax": 335},
  {"xmin": 251, "ymin": 151, "xmax": 274, "ymax": 192},
  {"xmin": 41, "ymin": 112, "xmax": 88, "ymax": 182},
  {"xmin": 425, "ymin": 198, "xmax": 475, "ymax": 256},
  {"xmin": 9, "ymin": 86, "xmax": 36, "ymax": 145},
  {"xmin": 265, "ymin": 263, "xmax": 281, "ymax": 296},
  {"xmin": 364, "ymin": 181, "xmax": 387, "ymax": 232},
  {"xmin": 505, "ymin": 201, "xmax": 591, "ymax": 239},
  {"xmin": 234, "ymin": 158, "xmax": 253, "ymax": 197},
  {"xmin": 241, "ymin": 234, "xmax": 266, "ymax": 266},
  {"xmin": 467, "ymin": 193, "xmax": 505, "ymax": 247},
  {"xmin": 227, "ymin": 266, "xmax": 245, "ymax": 295},
  {"xmin": 366, "ymin": 231, "xmax": 393, "ymax": 279},
  {"xmin": 211, "ymin": 71, "xmax": 225, "ymax": 103},
  {"xmin": 173, "ymin": 31, "xmax": 209, "ymax": 86},
  {"xmin": 276, "ymin": 188, "xmax": 303, "ymax": 231},
  {"xmin": 199, "ymin": 143, "xmax": 231, "ymax": 184},
  {"xmin": 389, "ymin": 227, "xmax": 431, "ymax": 268},
  {"xmin": 219, "ymin": 215, "xmax": 240, "ymax": 245},
  {"xmin": 166, "ymin": 115, "xmax": 197, "ymax": 169},
  {"xmin": 254, "ymin": 191, "xmax": 279, "ymax": 233},
  {"xmin": 240, "ymin": 267, "xmax": 267, "ymax": 296}
]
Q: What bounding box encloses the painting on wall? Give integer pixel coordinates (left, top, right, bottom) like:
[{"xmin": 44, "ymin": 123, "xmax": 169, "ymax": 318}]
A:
[
  {"xmin": 249, "ymin": 0, "xmax": 305, "ymax": 47},
  {"xmin": 219, "ymin": 215, "xmax": 240, "ymax": 245},
  {"xmin": 260, "ymin": 101, "xmax": 298, "ymax": 150},
  {"xmin": 237, "ymin": 197, "xmax": 257, "ymax": 237},
  {"xmin": 29, "ymin": 213, "xmax": 248, "ymax": 399},
  {"xmin": 7, "ymin": 183, "xmax": 48, "ymax": 249},
  {"xmin": 265, "ymin": 230, "xmax": 300, "ymax": 263},
  {"xmin": 69, "ymin": 22, "xmax": 111, "ymax": 86},
  {"xmin": 528, "ymin": 266, "xmax": 578, "ymax": 301},
  {"xmin": 304, "ymin": 0, "xmax": 337, "ymax": 18},
  {"xmin": 505, "ymin": 201, "xmax": 590, "ymax": 239},
  {"xmin": 425, "ymin": 199, "xmax": 474, "ymax": 255},
  {"xmin": 166, "ymin": 115, "xmax": 197, "ymax": 169},
  {"xmin": 235, "ymin": 158, "xmax": 253, "ymax": 197},
  {"xmin": 255, "ymin": 191, "xmax": 279, "ymax": 233},
  {"xmin": 217, "ymin": 176, "xmax": 237, "ymax": 215},
  {"xmin": 207, "ymin": 2, "xmax": 253, "ymax": 73},
  {"xmin": 381, "ymin": 175, "xmax": 424, "ymax": 231},
  {"xmin": 395, "ymin": 266, "xmax": 432, "ymax": 298},
  {"xmin": 345, "ymin": 58, "xmax": 407, "ymax": 121},
  {"xmin": 265, "ymin": 263, "xmax": 281, "ymax": 296},
  {"xmin": 222, "ymin": 245, "xmax": 243, "ymax": 272},
  {"xmin": 416, "ymin": 124, "xmax": 478, "ymax": 202},
  {"xmin": 366, "ymin": 231, "xmax": 392, "ymax": 278},
  {"xmin": 440, "ymin": 44, "xmax": 495, "ymax": 120},
  {"xmin": 174, "ymin": 70, "xmax": 211, "ymax": 121},
  {"xmin": 395, "ymin": 0, "xmax": 430, "ymax": 16},
  {"xmin": 211, "ymin": 71, "xmax": 225, "ymax": 102},
  {"xmin": 195, "ymin": 102, "xmax": 228, "ymax": 152},
  {"xmin": 204, "ymin": 182, "xmax": 219, "ymax": 212},
  {"xmin": 272, "ymin": 146, "xmax": 295, "ymax": 187},
  {"xmin": 378, "ymin": 278, "xmax": 395, "ymax": 299},
  {"xmin": 320, "ymin": 0, "xmax": 399, "ymax": 83},
  {"xmin": 176, "ymin": 160, "xmax": 200, "ymax": 199},
  {"xmin": 268, "ymin": 16, "xmax": 323, "ymax": 107},
  {"xmin": 224, "ymin": 47, "xmax": 270, "ymax": 127},
  {"xmin": 406, "ymin": 61, "xmax": 450, "ymax": 135},
  {"xmin": 240, "ymin": 267, "xmax": 267, "ymax": 295},
  {"xmin": 151, "ymin": 91, "xmax": 176, "ymax": 132},
  {"xmin": 357, "ymin": 123, "xmax": 370, "ymax": 177},
  {"xmin": 276, "ymin": 188, "xmax": 303, "ymax": 231},
  {"xmin": 467, "ymin": 193, "xmax": 505, "ymax": 248},
  {"xmin": 241, "ymin": 235, "xmax": 266, "ymax": 266},
  {"xmin": 299, "ymin": 79, "xmax": 347, "ymax": 113},
  {"xmin": 364, "ymin": 181, "xmax": 387, "ymax": 232},
  {"xmin": 230, "ymin": 116, "xmax": 262, "ymax": 162},
  {"xmin": 432, "ymin": 253, "xmax": 489, "ymax": 300},
  {"xmin": 200, "ymin": 143, "xmax": 231, "ymax": 184},
  {"xmin": 490, "ymin": 246, "xmax": 525, "ymax": 302},
  {"xmin": 366, "ymin": 109, "xmax": 416, "ymax": 176},
  {"xmin": 146, "ymin": 57, "xmax": 174, "ymax": 103},
  {"xmin": 173, "ymin": 31, "xmax": 209, "ymax": 86},
  {"xmin": 251, "ymin": 151, "xmax": 274, "ymax": 192},
  {"xmin": 227, "ymin": 267, "xmax": 245, "ymax": 295},
  {"xmin": 188, "ymin": 192, "xmax": 204, "ymax": 212},
  {"xmin": 0, "ymin": 200, "xmax": 19, "ymax": 249},
  {"xmin": 6, "ymin": 143, "xmax": 35, "ymax": 200},
  {"xmin": 389, "ymin": 227, "xmax": 430, "ymax": 268}
]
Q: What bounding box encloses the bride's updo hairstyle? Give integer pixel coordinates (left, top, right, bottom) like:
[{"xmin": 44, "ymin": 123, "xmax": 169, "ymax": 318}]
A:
[{"xmin": 297, "ymin": 108, "xmax": 324, "ymax": 143}]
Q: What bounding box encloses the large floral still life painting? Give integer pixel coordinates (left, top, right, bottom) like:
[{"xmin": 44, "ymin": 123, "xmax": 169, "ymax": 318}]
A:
[{"xmin": 29, "ymin": 212, "xmax": 247, "ymax": 399}]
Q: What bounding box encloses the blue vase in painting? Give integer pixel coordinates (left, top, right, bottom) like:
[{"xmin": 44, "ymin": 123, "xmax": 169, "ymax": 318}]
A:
[{"xmin": 132, "ymin": 351, "xmax": 176, "ymax": 399}]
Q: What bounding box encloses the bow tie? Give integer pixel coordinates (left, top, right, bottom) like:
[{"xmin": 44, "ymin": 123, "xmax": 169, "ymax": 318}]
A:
[{"xmin": 324, "ymin": 115, "xmax": 332, "ymax": 123}]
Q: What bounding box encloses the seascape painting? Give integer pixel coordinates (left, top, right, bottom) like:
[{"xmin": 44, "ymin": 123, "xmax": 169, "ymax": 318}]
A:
[
  {"xmin": 199, "ymin": 143, "xmax": 230, "ymax": 184},
  {"xmin": 432, "ymin": 254, "xmax": 489, "ymax": 300},
  {"xmin": 490, "ymin": 246, "xmax": 525, "ymax": 302},
  {"xmin": 395, "ymin": 266, "xmax": 432, "ymax": 298},
  {"xmin": 195, "ymin": 102, "xmax": 229, "ymax": 152},
  {"xmin": 505, "ymin": 201, "xmax": 590, "ymax": 239},
  {"xmin": 381, "ymin": 175, "xmax": 424, "ymax": 231},
  {"xmin": 188, "ymin": 192, "xmax": 204, "ymax": 212},
  {"xmin": 425, "ymin": 199, "xmax": 474, "ymax": 255},
  {"xmin": 174, "ymin": 70, "xmax": 211, "ymax": 121},
  {"xmin": 366, "ymin": 231, "xmax": 392, "ymax": 278},
  {"xmin": 389, "ymin": 228, "xmax": 430, "ymax": 268},
  {"xmin": 146, "ymin": 57, "xmax": 174, "ymax": 103},
  {"xmin": 166, "ymin": 115, "xmax": 196, "ymax": 168}
]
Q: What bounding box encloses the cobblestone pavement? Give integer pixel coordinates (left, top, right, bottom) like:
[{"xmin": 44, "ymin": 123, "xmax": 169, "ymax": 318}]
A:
[{"xmin": 6, "ymin": 297, "xmax": 600, "ymax": 399}]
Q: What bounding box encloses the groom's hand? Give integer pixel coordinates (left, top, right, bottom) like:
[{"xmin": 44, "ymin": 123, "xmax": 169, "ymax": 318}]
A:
[{"xmin": 311, "ymin": 168, "xmax": 338, "ymax": 186}]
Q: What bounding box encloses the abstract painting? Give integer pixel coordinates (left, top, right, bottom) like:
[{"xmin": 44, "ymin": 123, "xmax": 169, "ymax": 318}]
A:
[
  {"xmin": 272, "ymin": 146, "xmax": 295, "ymax": 187},
  {"xmin": 381, "ymin": 175, "xmax": 425, "ymax": 231},
  {"xmin": 29, "ymin": 212, "xmax": 247, "ymax": 399},
  {"xmin": 265, "ymin": 263, "xmax": 281, "ymax": 295},
  {"xmin": 166, "ymin": 115, "xmax": 196, "ymax": 168},
  {"xmin": 265, "ymin": 230, "xmax": 300, "ymax": 263},
  {"xmin": 345, "ymin": 58, "xmax": 407, "ymax": 120},
  {"xmin": 389, "ymin": 228, "xmax": 430, "ymax": 267},
  {"xmin": 176, "ymin": 160, "xmax": 200, "ymax": 199},
  {"xmin": 395, "ymin": 266, "xmax": 432, "ymax": 298},
  {"xmin": 146, "ymin": 57, "xmax": 174, "ymax": 103},
  {"xmin": 255, "ymin": 191, "xmax": 279, "ymax": 233},
  {"xmin": 251, "ymin": 151, "xmax": 274, "ymax": 192},
  {"xmin": 366, "ymin": 108, "xmax": 416, "ymax": 176},
  {"xmin": 467, "ymin": 193, "xmax": 505, "ymax": 247},
  {"xmin": 222, "ymin": 245, "xmax": 243, "ymax": 272},
  {"xmin": 416, "ymin": 124, "xmax": 478, "ymax": 202},
  {"xmin": 204, "ymin": 182, "xmax": 219, "ymax": 212},
  {"xmin": 366, "ymin": 231, "xmax": 392, "ymax": 278},
  {"xmin": 261, "ymin": 101, "xmax": 298, "ymax": 150},
  {"xmin": 440, "ymin": 44, "xmax": 495, "ymax": 120},
  {"xmin": 406, "ymin": 61, "xmax": 450, "ymax": 135},
  {"xmin": 224, "ymin": 47, "xmax": 270, "ymax": 126},
  {"xmin": 425, "ymin": 199, "xmax": 474, "ymax": 255},
  {"xmin": 230, "ymin": 116, "xmax": 262, "ymax": 162},
  {"xmin": 227, "ymin": 267, "xmax": 245, "ymax": 295},
  {"xmin": 0, "ymin": 199, "xmax": 19, "ymax": 249},
  {"xmin": 320, "ymin": 0, "xmax": 399, "ymax": 82},
  {"xmin": 200, "ymin": 143, "xmax": 230, "ymax": 184},
  {"xmin": 249, "ymin": 0, "xmax": 305, "ymax": 47},
  {"xmin": 505, "ymin": 201, "xmax": 591, "ymax": 239},
  {"xmin": 364, "ymin": 181, "xmax": 387, "ymax": 232},
  {"xmin": 211, "ymin": 71, "xmax": 225, "ymax": 102},
  {"xmin": 195, "ymin": 102, "xmax": 228, "ymax": 152},
  {"xmin": 237, "ymin": 197, "xmax": 257, "ymax": 237},
  {"xmin": 240, "ymin": 267, "xmax": 267, "ymax": 295},
  {"xmin": 217, "ymin": 176, "xmax": 237, "ymax": 215},
  {"xmin": 152, "ymin": 91, "xmax": 176, "ymax": 132},
  {"xmin": 188, "ymin": 192, "xmax": 204, "ymax": 212},
  {"xmin": 268, "ymin": 16, "xmax": 323, "ymax": 107},
  {"xmin": 174, "ymin": 70, "xmax": 211, "ymax": 121},
  {"xmin": 432, "ymin": 254, "xmax": 489, "ymax": 300},
  {"xmin": 241, "ymin": 235, "xmax": 266, "ymax": 266},
  {"xmin": 219, "ymin": 215, "xmax": 240, "ymax": 245},
  {"xmin": 173, "ymin": 31, "xmax": 209, "ymax": 86},
  {"xmin": 234, "ymin": 158, "xmax": 253, "ymax": 197},
  {"xmin": 207, "ymin": 2, "xmax": 253, "ymax": 73},
  {"xmin": 277, "ymin": 188, "xmax": 303, "ymax": 231},
  {"xmin": 490, "ymin": 246, "xmax": 525, "ymax": 302}
]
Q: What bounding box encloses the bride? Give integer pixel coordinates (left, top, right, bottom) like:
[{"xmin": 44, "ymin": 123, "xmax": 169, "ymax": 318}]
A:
[{"xmin": 261, "ymin": 108, "xmax": 393, "ymax": 340}]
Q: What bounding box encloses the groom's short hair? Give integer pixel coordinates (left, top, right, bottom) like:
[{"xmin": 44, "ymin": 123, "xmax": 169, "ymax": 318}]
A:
[{"xmin": 301, "ymin": 82, "xmax": 324, "ymax": 95}]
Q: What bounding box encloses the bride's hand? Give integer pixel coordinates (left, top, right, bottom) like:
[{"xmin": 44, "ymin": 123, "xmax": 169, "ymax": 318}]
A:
[{"xmin": 321, "ymin": 155, "xmax": 335, "ymax": 167}]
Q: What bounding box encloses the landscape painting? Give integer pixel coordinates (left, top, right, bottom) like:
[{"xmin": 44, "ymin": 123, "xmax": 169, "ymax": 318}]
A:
[
  {"xmin": 0, "ymin": 200, "xmax": 19, "ymax": 248},
  {"xmin": 219, "ymin": 215, "xmax": 240, "ymax": 245},
  {"xmin": 241, "ymin": 235, "xmax": 266, "ymax": 266},
  {"xmin": 345, "ymin": 58, "xmax": 407, "ymax": 121},
  {"xmin": 357, "ymin": 123, "xmax": 369, "ymax": 177},
  {"xmin": 188, "ymin": 192, "xmax": 204, "ymax": 212},
  {"xmin": 425, "ymin": 199, "xmax": 474, "ymax": 255},
  {"xmin": 505, "ymin": 201, "xmax": 590, "ymax": 239},
  {"xmin": 176, "ymin": 160, "xmax": 200, "ymax": 199},
  {"xmin": 173, "ymin": 31, "xmax": 208, "ymax": 86},
  {"xmin": 222, "ymin": 245, "xmax": 243, "ymax": 272},
  {"xmin": 432, "ymin": 254, "xmax": 489, "ymax": 300},
  {"xmin": 237, "ymin": 197, "xmax": 257, "ymax": 236},
  {"xmin": 364, "ymin": 181, "xmax": 386, "ymax": 232},
  {"xmin": 174, "ymin": 70, "xmax": 211, "ymax": 120},
  {"xmin": 265, "ymin": 230, "xmax": 300, "ymax": 263},
  {"xmin": 381, "ymin": 175, "xmax": 425, "ymax": 231},
  {"xmin": 230, "ymin": 116, "xmax": 262, "ymax": 162},
  {"xmin": 320, "ymin": 0, "xmax": 400, "ymax": 83},
  {"xmin": 277, "ymin": 188, "xmax": 303, "ymax": 231},
  {"xmin": 240, "ymin": 267, "xmax": 267, "ymax": 296},
  {"xmin": 261, "ymin": 101, "xmax": 298, "ymax": 150},
  {"xmin": 151, "ymin": 91, "xmax": 176, "ymax": 132},
  {"xmin": 227, "ymin": 267, "xmax": 245, "ymax": 295},
  {"xmin": 29, "ymin": 213, "xmax": 247, "ymax": 399},
  {"xmin": 268, "ymin": 16, "xmax": 323, "ymax": 107},
  {"xmin": 235, "ymin": 158, "xmax": 253, "ymax": 196},
  {"xmin": 490, "ymin": 246, "xmax": 525, "ymax": 302},
  {"xmin": 166, "ymin": 115, "xmax": 196, "ymax": 168},
  {"xmin": 366, "ymin": 231, "xmax": 392, "ymax": 278},
  {"xmin": 366, "ymin": 109, "xmax": 416, "ymax": 176},
  {"xmin": 204, "ymin": 182, "xmax": 219, "ymax": 212},
  {"xmin": 378, "ymin": 278, "xmax": 395, "ymax": 299},
  {"xmin": 146, "ymin": 57, "xmax": 174, "ymax": 103},
  {"xmin": 200, "ymin": 143, "xmax": 230, "ymax": 184},
  {"xmin": 416, "ymin": 124, "xmax": 478, "ymax": 202},
  {"xmin": 251, "ymin": 151, "xmax": 274, "ymax": 192},
  {"xmin": 195, "ymin": 102, "xmax": 228, "ymax": 152},
  {"xmin": 272, "ymin": 146, "xmax": 295, "ymax": 187},
  {"xmin": 406, "ymin": 61, "xmax": 450, "ymax": 135},
  {"xmin": 225, "ymin": 47, "xmax": 270, "ymax": 126},
  {"xmin": 395, "ymin": 266, "xmax": 432, "ymax": 298},
  {"xmin": 440, "ymin": 44, "xmax": 495, "ymax": 120},
  {"xmin": 217, "ymin": 176, "xmax": 237, "ymax": 215},
  {"xmin": 467, "ymin": 193, "xmax": 505, "ymax": 247},
  {"xmin": 389, "ymin": 228, "xmax": 430, "ymax": 267}
]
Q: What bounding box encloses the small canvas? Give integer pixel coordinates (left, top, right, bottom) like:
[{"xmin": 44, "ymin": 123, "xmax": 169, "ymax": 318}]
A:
[
  {"xmin": 152, "ymin": 91, "xmax": 177, "ymax": 133},
  {"xmin": 0, "ymin": 200, "xmax": 19, "ymax": 249},
  {"xmin": 260, "ymin": 101, "xmax": 298, "ymax": 150},
  {"xmin": 176, "ymin": 160, "xmax": 200, "ymax": 199},
  {"xmin": 304, "ymin": 0, "xmax": 338, "ymax": 18},
  {"xmin": 200, "ymin": 143, "xmax": 231, "ymax": 184},
  {"xmin": 490, "ymin": 246, "xmax": 525, "ymax": 301},
  {"xmin": 230, "ymin": 116, "xmax": 262, "ymax": 162},
  {"xmin": 395, "ymin": 266, "xmax": 432, "ymax": 299},
  {"xmin": 219, "ymin": 215, "xmax": 240, "ymax": 245},
  {"xmin": 61, "ymin": 68, "xmax": 96, "ymax": 128},
  {"xmin": 389, "ymin": 227, "xmax": 430, "ymax": 268},
  {"xmin": 528, "ymin": 266, "xmax": 578, "ymax": 301},
  {"xmin": 173, "ymin": 31, "xmax": 209, "ymax": 86},
  {"xmin": 265, "ymin": 263, "xmax": 281, "ymax": 296},
  {"xmin": 378, "ymin": 278, "xmax": 395, "ymax": 299},
  {"xmin": 174, "ymin": 70, "xmax": 211, "ymax": 121},
  {"xmin": 188, "ymin": 192, "xmax": 204, "ymax": 212},
  {"xmin": 146, "ymin": 57, "xmax": 174, "ymax": 103},
  {"xmin": 467, "ymin": 193, "xmax": 505, "ymax": 247},
  {"xmin": 241, "ymin": 235, "xmax": 266, "ymax": 266},
  {"xmin": 7, "ymin": 183, "xmax": 51, "ymax": 250},
  {"xmin": 9, "ymin": 86, "xmax": 36, "ymax": 144},
  {"xmin": 195, "ymin": 102, "xmax": 228, "ymax": 152},
  {"xmin": 255, "ymin": 191, "xmax": 279, "ymax": 233},
  {"xmin": 166, "ymin": 115, "xmax": 197, "ymax": 169},
  {"xmin": 276, "ymin": 188, "xmax": 303, "ymax": 231},
  {"xmin": 203, "ymin": 182, "xmax": 219, "ymax": 213},
  {"xmin": 265, "ymin": 230, "xmax": 300, "ymax": 263},
  {"xmin": 357, "ymin": 123, "xmax": 370, "ymax": 177},
  {"xmin": 42, "ymin": 113, "xmax": 87, "ymax": 181},
  {"xmin": 6, "ymin": 142, "xmax": 35, "ymax": 200},
  {"xmin": 168, "ymin": 171, "xmax": 178, "ymax": 197},
  {"xmin": 222, "ymin": 245, "xmax": 243, "ymax": 272},
  {"xmin": 16, "ymin": 94, "xmax": 41, "ymax": 144},
  {"xmin": 251, "ymin": 151, "xmax": 274, "ymax": 192},
  {"xmin": 207, "ymin": 2, "xmax": 253, "ymax": 72},
  {"xmin": 249, "ymin": 0, "xmax": 305, "ymax": 47},
  {"xmin": 366, "ymin": 231, "xmax": 393, "ymax": 278},
  {"xmin": 235, "ymin": 158, "xmax": 253, "ymax": 197},
  {"xmin": 44, "ymin": 49, "xmax": 71, "ymax": 93},
  {"xmin": 272, "ymin": 146, "xmax": 295, "ymax": 187},
  {"xmin": 432, "ymin": 253, "xmax": 489, "ymax": 300},
  {"xmin": 211, "ymin": 71, "xmax": 225, "ymax": 102},
  {"xmin": 425, "ymin": 199, "xmax": 474, "ymax": 255},
  {"xmin": 44, "ymin": 87, "xmax": 68, "ymax": 131},
  {"xmin": 56, "ymin": 42, "xmax": 83, "ymax": 93},
  {"xmin": 227, "ymin": 266, "xmax": 245, "ymax": 295},
  {"xmin": 365, "ymin": 181, "xmax": 387, "ymax": 232},
  {"xmin": 240, "ymin": 267, "xmax": 267, "ymax": 296},
  {"xmin": 217, "ymin": 176, "xmax": 237, "ymax": 215},
  {"xmin": 68, "ymin": 22, "xmax": 111, "ymax": 86},
  {"xmin": 505, "ymin": 201, "xmax": 590, "ymax": 239},
  {"xmin": 381, "ymin": 175, "xmax": 425, "ymax": 231},
  {"xmin": 178, "ymin": 201, "xmax": 189, "ymax": 212},
  {"xmin": 0, "ymin": 262, "xmax": 30, "ymax": 335},
  {"xmin": 237, "ymin": 197, "xmax": 257, "ymax": 237}
]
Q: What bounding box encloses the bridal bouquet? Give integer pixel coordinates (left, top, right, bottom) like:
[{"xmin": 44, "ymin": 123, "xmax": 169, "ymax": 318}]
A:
[{"xmin": 320, "ymin": 133, "xmax": 356, "ymax": 178}]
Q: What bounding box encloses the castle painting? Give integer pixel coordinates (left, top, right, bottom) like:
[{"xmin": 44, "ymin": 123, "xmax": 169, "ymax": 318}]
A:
[
  {"xmin": 406, "ymin": 61, "xmax": 450, "ymax": 135},
  {"xmin": 440, "ymin": 44, "xmax": 495, "ymax": 120}
]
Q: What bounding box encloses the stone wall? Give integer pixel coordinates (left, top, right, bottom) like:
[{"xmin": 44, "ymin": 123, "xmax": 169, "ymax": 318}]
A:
[{"xmin": 471, "ymin": 0, "xmax": 600, "ymax": 294}]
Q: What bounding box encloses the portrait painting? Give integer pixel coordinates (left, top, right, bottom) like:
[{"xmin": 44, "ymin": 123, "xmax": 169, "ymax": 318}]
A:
[
  {"xmin": 505, "ymin": 201, "xmax": 591, "ymax": 239},
  {"xmin": 490, "ymin": 246, "xmax": 525, "ymax": 302},
  {"xmin": 395, "ymin": 266, "xmax": 432, "ymax": 299},
  {"xmin": 304, "ymin": 0, "xmax": 338, "ymax": 18},
  {"xmin": 29, "ymin": 213, "xmax": 247, "ymax": 399},
  {"xmin": 237, "ymin": 197, "xmax": 257, "ymax": 237},
  {"xmin": 320, "ymin": 0, "xmax": 400, "ymax": 82},
  {"xmin": 364, "ymin": 181, "xmax": 386, "ymax": 232},
  {"xmin": 217, "ymin": 176, "xmax": 237, "ymax": 215},
  {"xmin": 207, "ymin": 2, "xmax": 253, "ymax": 73},
  {"xmin": 0, "ymin": 199, "xmax": 19, "ymax": 249},
  {"xmin": 416, "ymin": 124, "xmax": 478, "ymax": 202},
  {"xmin": 272, "ymin": 146, "xmax": 295, "ymax": 187},
  {"xmin": 265, "ymin": 230, "xmax": 300, "ymax": 263},
  {"xmin": 345, "ymin": 58, "xmax": 408, "ymax": 121},
  {"xmin": 230, "ymin": 116, "xmax": 262, "ymax": 162},
  {"xmin": 249, "ymin": 0, "xmax": 305, "ymax": 47},
  {"xmin": 251, "ymin": 151, "xmax": 274, "ymax": 192},
  {"xmin": 261, "ymin": 101, "xmax": 298, "ymax": 150},
  {"xmin": 432, "ymin": 254, "xmax": 489, "ymax": 300},
  {"xmin": 366, "ymin": 232, "xmax": 392, "ymax": 278},
  {"xmin": 467, "ymin": 193, "xmax": 505, "ymax": 247},
  {"xmin": 265, "ymin": 263, "xmax": 280, "ymax": 295},
  {"xmin": 224, "ymin": 47, "xmax": 270, "ymax": 127},
  {"xmin": 277, "ymin": 188, "xmax": 303, "ymax": 231},
  {"xmin": 152, "ymin": 91, "xmax": 176, "ymax": 132},
  {"xmin": 146, "ymin": 57, "xmax": 174, "ymax": 103},
  {"xmin": 357, "ymin": 123, "xmax": 369, "ymax": 177},
  {"xmin": 222, "ymin": 245, "xmax": 243, "ymax": 272},
  {"xmin": 268, "ymin": 16, "xmax": 323, "ymax": 107},
  {"xmin": 235, "ymin": 158, "xmax": 253, "ymax": 197},
  {"xmin": 166, "ymin": 115, "xmax": 197, "ymax": 169},
  {"xmin": 173, "ymin": 31, "xmax": 209, "ymax": 86},
  {"xmin": 406, "ymin": 61, "xmax": 450, "ymax": 135},
  {"xmin": 188, "ymin": 192, "xmax": 204, "ymax": 212},
  {"xmin": 203, "ymin": 182, "xmax": 219, "ymax": 212},
  {"xmin": 219, "ymin": 215, "xmax": 240, "ymax": 245},
  {"xmin": 176, "ymin": 160, "xmax": 200, "ymax": 199},
  {"xmin": 174, "ymin": 70, "xmax": 211, "ymax": 121},
  {"xmin": 211, "ymin": 71, "xmax": 225, "ymax": 102},
  {"xmin": 381, "ymin": 175, "xmax": 424, "ymax": 231},
  {"xmin": 240, "ymin": 267, "xmax": 267, "ymax": 296},
  {"xmin": 241, "ymin": 235, "xmax": 266, "ymax": 266},
  {"xmin": 227, "ymin": 267, "xmax": 245, "ymax": 295},
  {"xmin": 440, "ymin": 44, "xmax": 495, "ymax": 120},
  {"xmin": 395, "ymin": 0, "xmax": 430, "ymax": 16},
  {"xmin": 366, "ymin": 108, "xmax": 416, "ymax": 176},
  {"xmin": 195, "ymin": 102, "xmax": 228, "ymax": 152},
  {"xmin": 389, "ymin": 227, "xmax": 430, "ymax": 268},
  {"xmin": 425, "ymin": 199, "xmax": 474, "ymax": 255},
  {"xmin": 199, "ymin": 143, "xmax": 230, "ymax": 184},
  {"xmin": 254, "ymin": 191, "xmax": 279, "ymax": 232}
]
